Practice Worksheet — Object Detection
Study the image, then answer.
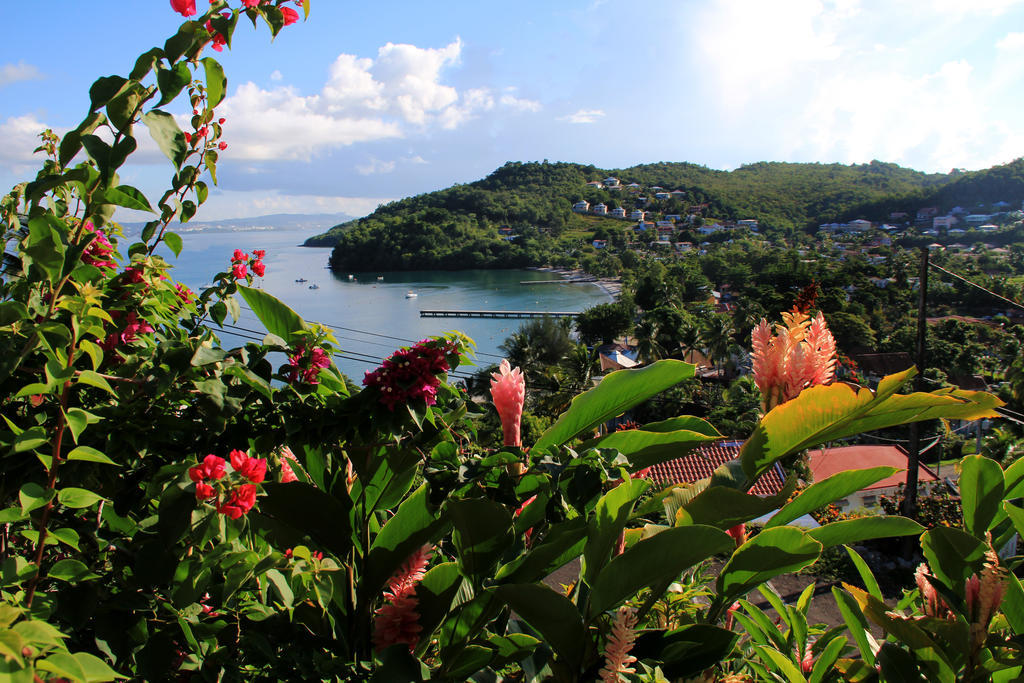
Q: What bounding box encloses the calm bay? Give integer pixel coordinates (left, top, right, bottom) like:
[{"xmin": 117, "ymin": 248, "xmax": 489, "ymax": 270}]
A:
[{"xmin": 157, "ymin": 227, "xmax": 612, "ymax": 380}]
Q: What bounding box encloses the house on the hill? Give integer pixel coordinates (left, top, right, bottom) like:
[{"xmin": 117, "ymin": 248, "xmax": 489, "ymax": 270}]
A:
[
  {"xmin": 572, "ymin": 200, "xmax": 590, "ymax": 213},
  {"xmin": 603, "ymin": 177, "xmax": 620, "ymax": 188},
  {"xmin": 592, "ymin": 239, "xmax": 608, "ymax": 249},
  {"xmin": 592, "ymin": 203, "xmax": 608, "ymax": 215},
  {"xmin": 647, "ymin": 443, "xmax": 787, "ymax": 497},
  {"xmin": 610, "ymin": 207, "xmax": 627, "ymax": 219},
  {"xmin": 629, "ymin": 209, "xmax": 646, "ymax": 221},
  {"xmin": 808, "ymin": 445, "xmax": 940, "ymax": 510}
]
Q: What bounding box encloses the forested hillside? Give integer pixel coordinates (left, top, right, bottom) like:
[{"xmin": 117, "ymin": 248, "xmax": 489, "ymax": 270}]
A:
[{"xmin": 309, "ymin": 159, "xmax": 1024, "ymax": 272}]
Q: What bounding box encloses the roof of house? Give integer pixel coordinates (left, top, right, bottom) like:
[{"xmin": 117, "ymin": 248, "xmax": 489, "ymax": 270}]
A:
[
  {"xmin": 807, "ymin": 445, "xmax": 938, "ymax": 490},
  {"xmin": 647, "ymin": 443, "xmax": 787, "ymax": 496}
]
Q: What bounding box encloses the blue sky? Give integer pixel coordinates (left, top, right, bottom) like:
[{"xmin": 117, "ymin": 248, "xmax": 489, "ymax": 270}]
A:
[{"xmin": 3, "ymin": 0, "xmax": 1024, "ymax": 220}]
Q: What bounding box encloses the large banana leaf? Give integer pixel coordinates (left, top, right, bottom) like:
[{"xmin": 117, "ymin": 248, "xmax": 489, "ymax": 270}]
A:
[
  {"xmin": 533, "ymin": 360, "xmax": 695, "ymax": 452},
  {"xmin": 739, "ymin": 368, "xmax": 1002, "ymax": 483}
]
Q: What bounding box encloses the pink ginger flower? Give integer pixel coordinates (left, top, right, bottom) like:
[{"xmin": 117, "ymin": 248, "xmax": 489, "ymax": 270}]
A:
[
  {"xmin": 800, "ymin": 643, "xmax": 815, "ymax": 674},
  {"xmin": 727, "ymin": 523, "xmax": 746, "ymax": 547},
  {"xmin": 915, "ymin": 562, "xmax": 950, "ymax": 619},
  {"xmin": 599, "ymin": 606, "xmax": 639, "ymax": 682},
  {"xmin": 490, "ymin": 359, "xmax": 525, "ymax": 447},
  {"xmin": 751, "ymin": 311, "xmax": 836, "ymax": 411},
  {"xmin": 373, "ymin": 544, "xmax": 433, "ymax": 653},
  {"xmin": 278, "ymin": 446, "xmax": 299, "ymax": 483},
  {"xmin": 966, "ymin": 547, "xmax": 1007, "ymax": 631}
]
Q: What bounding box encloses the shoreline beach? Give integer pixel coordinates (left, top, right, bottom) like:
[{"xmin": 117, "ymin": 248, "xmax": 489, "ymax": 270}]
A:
[{"xmin": 528, "ymin": 266, "xmax": 621, "ymax": 301}]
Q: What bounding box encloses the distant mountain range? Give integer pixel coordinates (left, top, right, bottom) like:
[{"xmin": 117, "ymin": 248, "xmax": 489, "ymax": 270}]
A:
[{"xmin": 122, "ymin": 212, "xmax": 354, "ymax": 236}]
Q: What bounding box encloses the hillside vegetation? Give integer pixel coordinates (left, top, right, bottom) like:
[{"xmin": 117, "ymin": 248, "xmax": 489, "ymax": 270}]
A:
[{"xmin": 309, "ymin": 159, "xmax": 1024, "ymax": 271}]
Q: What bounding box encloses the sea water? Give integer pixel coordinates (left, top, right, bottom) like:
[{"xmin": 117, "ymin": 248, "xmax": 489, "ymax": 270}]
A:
[{"xmin": 155, "ymin": 228, "xmax": 611, "ymax": 380}]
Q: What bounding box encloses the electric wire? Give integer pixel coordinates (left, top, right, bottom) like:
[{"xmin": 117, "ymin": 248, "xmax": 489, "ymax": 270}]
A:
[{"xmin": 928, "ymin": 261, "xmax": 1024, "ymax": 313}]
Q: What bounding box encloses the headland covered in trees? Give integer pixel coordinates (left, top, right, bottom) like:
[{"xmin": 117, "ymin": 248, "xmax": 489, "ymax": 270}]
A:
[{"xmin": 307, "ymin": 158, "xmax": 1024, "ymax": 275}]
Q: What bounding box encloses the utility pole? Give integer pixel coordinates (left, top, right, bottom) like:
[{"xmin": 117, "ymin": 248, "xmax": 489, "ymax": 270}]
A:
[{"xmin": 901, "ymin": 247, "xmax": 929, "ymax": 525}]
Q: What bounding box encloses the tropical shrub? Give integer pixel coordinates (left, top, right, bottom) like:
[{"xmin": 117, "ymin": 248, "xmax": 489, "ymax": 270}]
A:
[{"xmin": 0, "ymin": 3, "xmax": 1013, "ymax": 682}]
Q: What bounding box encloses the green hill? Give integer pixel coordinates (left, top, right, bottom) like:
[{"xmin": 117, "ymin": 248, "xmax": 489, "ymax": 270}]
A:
[{"xmin": 309, "ymin": 159, "xmax": 1024, "ymax": 272}]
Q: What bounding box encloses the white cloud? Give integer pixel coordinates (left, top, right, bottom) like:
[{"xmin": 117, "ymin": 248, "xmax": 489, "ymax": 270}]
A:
[
  {"xmin": 929, "ymin": 0, "xmax": 1024, "ymax": 15},
  {"xmin": 997, "ymin": 32, "xmax": 1024, "ymax": 50},
  {"xmin": 405, "ymin": 155, "xmax": 429, "ymax": 164},
  {"xmin": 356, "ymin": 157, "xmax": 396, "ymax": 175},
  {"xmin": 193, "ymin": 192, "xmax": 392, "ymax": 221},
  {"xmin": 218, "ymin": 38, "xmax": 540, "ymax": 160},
  {"xmin": 559, "ymin": 109, "xmax": 605, "ymax": 124},
  {"xmin": 0, "ymin": 115, "xmax": 49, "ymax": 166},
  {"xmin": 270, "ymin": 69, "xmax": 283, "ymax": 81},
  {"xmin": 0, "ymin": 62, "xmax": 43, "ymax": 88}
]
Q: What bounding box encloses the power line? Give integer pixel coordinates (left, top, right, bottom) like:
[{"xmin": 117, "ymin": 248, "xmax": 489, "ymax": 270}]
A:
[{"xmin": 928, "ymin": 261, "xmax": 1024, "ymax": 313}]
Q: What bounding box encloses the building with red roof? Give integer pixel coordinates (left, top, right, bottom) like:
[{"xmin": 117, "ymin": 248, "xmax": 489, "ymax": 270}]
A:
[
  {"xmin": 807, "ymin": 444, "xmax": 939, "ymax": 510},
  {"xmin": 646, "ymin": 442, "xmax": 786, "ymax": 497}
]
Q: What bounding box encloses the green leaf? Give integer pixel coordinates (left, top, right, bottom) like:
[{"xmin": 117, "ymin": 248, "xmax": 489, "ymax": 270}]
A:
[
  {"xmin": 0, "ymin": 301, "xmax": 28, "ymax": 327},
  {"xmin": 754, "ymin": 645, "xmax": 807, "ymax": 683},
  {"xmin": 740, "ymin": 369, "xmax": 1002, "ymax": 483},
  {"xmin": 89, "ymin": 75, "xmax": 128, "ymax": 111},
  {"xmin": 534, "ymin": 359, "xmax": 695, "ymax": 451},
  {"xmin": 959, "ymin": 454, "xmax": 1005, "ymax": 538},
  {"xmin": 876, "ymin": 642, "xmax": 922, "ymax": 683},
  {"xmin": 103, "ymin": 185, "xmax": 155, "ymax": 213},
  {"xmin": 156, "ymin": 62, "xmax": 192, "ymax": 107},
  {"xmin": 164, "ymin": 231, "xmax": 183, "ymax": 257},
  {"xmin": 583, "ymin": 478, "xmax": 649, "ymax": 586},
  {"xmin": 632, "ymin": 624, "xmax": 740, "ymax": 681},
  {"xmin": 48, "ymin": 558, "xmax": 99, "ymax": 582},
  {"xmin": 19, "ymin": 483, "xmax": 54, "ymax": 515},
  {"xmin": 13, "ymin": 426, "xmax": 48, "ymax": 452},
  {"xmin": 142, "ymin": 110, "xmax": 187, "ymax": 168},
  {"xmin": 716, "ymin": 526, "xmax": 822, "ymax": 606},
  {"xmin": 587, "ymin": 525, "xmax": 733, "ymax": 618},
  {"xmin": 580, "ymin": 427, "xmax": 721, "ymax": 472},
  {"xmin": 77, "ymin": 370, "xmax": 116, "ymax": 396},
  {"xmin": 72, "ymin": 652, "xmax": 121, "ymax": 682},
  {"xmin": 50, "ymin": 527, "xmax": 80, "ymax": 550},
  {"xmin": 843, "ymin": 545, "xmax": 882, "ymax": 601},
  {"xmin": 414, "ymin": 562, "xmax": 463, "ymax": 651},
  {"xmin": 201, "ymin": 57, "xmax": 227, "ymax": 108},
  {"xmin": 26, "ymin": 214, "xmax": 65, "ymax": 284},
  {"xmin": 58, "ymin": 487, "xmax": 105, "ymax": 509},
  {"xmin": 237, "ymin": 285, "xmax": 309, "ymax": 344},
  {"xmin": 1001, "ymin": 572, "xmax": 1024, "ymax": 634},
  {"xmin": 264, "ymin": 568, "xmax": 294, "ymax": 608},
  {"xmin": 809, "ymin": 636, "xmax": 848, "ymax": 683},
  {"xmin": 365, "ymin": 485, "xmax": 448, "ymax": 599},
  {"xmin": 831, "ymin": 587, "xmax": 875, "ymax": 667},
  {"xmin": 105, "ymin": 81, "xmax": 145, "ymax": 133},
  {"xmin": 675, "ymin": 482, "xmax": 794, "ymax": 530},
  {"xmin": 64, "ymin": 408, "xmax": 89, "ymax": 443},
  {"xmin": 494, "ymin": 584, "xmax": 587, "ymax": 673},
  {"xmin": 766, "ymin": 467, "xmax": 900, "ymax": 528},
  {"xmin": 493, "ymin": 517, "xmax": 587, "ymax": 584},
  {"xmin": 920, "ymin": 526, "xmax": 987, "ymax": 589},
  {"xmin": 66, "ymin": 446, "xmax": 117, "ymax": 466},
  {"xmin": 447, "ymin": 499, "xmax": 513, "ymax": 580},
  {"xmin": 807, "ymin": 516, "xmax": 924, "ymax": 549}
]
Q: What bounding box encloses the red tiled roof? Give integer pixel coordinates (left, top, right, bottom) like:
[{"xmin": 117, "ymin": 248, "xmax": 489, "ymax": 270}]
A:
[
  {"xmin": 807, "ymin": 445, "xmax": 938, "ymax": 489},
  {"xmin": 646, "ymin": 443, "xmax": 786, "ymax": 496}
]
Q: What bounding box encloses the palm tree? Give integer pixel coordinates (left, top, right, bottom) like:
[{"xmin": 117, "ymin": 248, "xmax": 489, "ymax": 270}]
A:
[
  {"xmin": 633, "ymin": 319, "xmax": 665, "ymax": 365},
  {"xmin": 699, "ymin": 314, "xmax": 737, "ymax": 376}
]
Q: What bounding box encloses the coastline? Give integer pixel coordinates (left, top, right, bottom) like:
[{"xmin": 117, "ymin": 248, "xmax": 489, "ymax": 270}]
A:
[{"xmin": 529, "ymin": 266, "xmax": 621, "ymax": 301}]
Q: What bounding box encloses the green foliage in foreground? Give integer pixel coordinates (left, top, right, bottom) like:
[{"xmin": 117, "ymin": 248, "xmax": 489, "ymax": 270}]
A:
[{"xmin": 0, "ymin": 5, "xmax": 1021, "ymax": 682}]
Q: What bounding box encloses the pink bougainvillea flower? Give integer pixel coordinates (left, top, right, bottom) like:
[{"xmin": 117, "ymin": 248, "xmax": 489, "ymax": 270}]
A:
[
  {"xmin": 194, "ymin": 482, "xmax": 217, "ymax": 501},
  {"xmin": 229, "ymin": 449, "xmax": 267, "ymax": 484},
  {"xmin": 232, "ymin": 249, "xmax": 248, "ymax": 263},
  {"xmin": 751, "ymin": 311, "xmax": 836, "ymax": 412},
  {"xmin": 253, "ymin": 249, "xmax": 266, "ymax": 259},
  {"xmin": 217, "ymin": 483, "xmax": 257, "ymax": 519},
  {"xmin": 373, "ymin": 544, "xmax": 433, "ymax": 652},
  {"xmin": 190, "ymin": 454, "xmax": 227, "ymax": 481},
  {"xmin": 81, "ymin": 222, "xmax": 117, "ymax": 269},
  {"xmin": 232, "ymin": 263, "xmax": 247, "ymax": 280},
  {"xmin": 599, "ymin": 606, "xmax": 638, "ymax": 682},
  {"xmin": 280, "ymin": 6, "xmax": 299, "ymax": 25},
  {"xmin": 286, "ymin": 344, "xmax": 331, "ymax": 385},
  {"xmin": 251, "ymin": 260, "xmax": 265, "ymax": 277},
  {"xmin": 490, "ymin": 359, "xmax": 525, "ymax": 447},
  {"xmin": 363, "ymin": 340, "xmax": 453, "ymax": 410},
  {"xmin": 241, "ymin": 0, "xmax": 261, "ymax": 7},
  {"xmin": 170, "ymin": 0, "xmax": 196, "ymax": 16}
]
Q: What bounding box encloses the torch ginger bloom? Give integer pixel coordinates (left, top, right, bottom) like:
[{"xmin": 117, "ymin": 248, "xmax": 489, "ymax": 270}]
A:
[
  {"xmin": 966, "ymin": 546, "xmax": 1007, "ymax": 640},
  {"xmin": 599, "ymin": 606, "xmax": 638, "ymax": 682},
  {"xmin": 490, "ymin": 359, "xmax": 525, "ymax": 447},
  {"xmin": 751, "ymin": 310, "xmax": 837, "ymax": 411},
  {"xmin": 372, "ymin": 544, "xmax": 433, "ymax": 653}
]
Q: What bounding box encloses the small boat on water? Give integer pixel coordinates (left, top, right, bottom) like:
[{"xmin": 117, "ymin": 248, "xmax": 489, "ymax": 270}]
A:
[
  {"xmin": 347, "ymin": 274, "xmax": 354, "ymax": 281},
  {"xmin": 308, "ymin": 284, "xmax": 319, "ymax": 290},
  {"xmin": 405, "ymin": 290, "xmax": 417, "ymax": 299},
  {"xmin": 295, "ymin": 277, "xmax": 307, "ymax": 283},
  {"xmin": 376, "ymin": 275, "xmax": 384, "ymax": 281}
]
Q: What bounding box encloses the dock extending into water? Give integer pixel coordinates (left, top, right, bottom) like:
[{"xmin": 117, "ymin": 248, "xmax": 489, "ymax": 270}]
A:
[
  {"xmin": 520, "ymin": 278, "xmax": 597, "ymax": 284},
  {"xmin": 420, "ymin": 309, "xmax": 579, "ymax": 319}
]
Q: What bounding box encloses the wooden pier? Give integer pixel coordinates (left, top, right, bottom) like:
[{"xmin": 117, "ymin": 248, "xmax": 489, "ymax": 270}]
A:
[
  {"xmin": 520, "ymin": 278, "xmax": 597, "ymax": 285},
  {"xmin": 420, "ymin": 309, "xmax": 579, "ymax": 319}
]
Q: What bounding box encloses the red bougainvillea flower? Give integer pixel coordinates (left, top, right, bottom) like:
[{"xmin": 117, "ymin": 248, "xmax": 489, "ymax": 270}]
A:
[
  {"xmin": 122, "ymin": 266, "xmax": 145, "ymax": 285},
  {"xmin": 81, "ymin": 222, "xmax": 116, "ymax": 269},
  {"xmin": 285, "ymin": 344, "xmax": 331, "ymax": 384},
  {"xmin": 280, "ymin": 6, "xmax": 299, "ymax": 25},
  {"xmin": 599, "ymin": 606, "xmax": 638, "ymax": 682},
  {"xmin": 218, "ymin": 141, "xmax": 228, "ymax": 150},
  {"xmin": 232, "ymin": 249, "xmax": 249, "ymax": 263},
  {"xmin": 170, "ymin": 0, "xmax": 196, "ymax": 16},
  {"xmin": 251, "ymin": 260, "xmax": 265, "ymax": 277},
  {"xmin": 217, "ymin": 483, "xmax": 257, "ymax": 519},
  {"xmin": 373, "ymin": 545, "xmax": 433, "ymax": 652},
  {"xmin": 229, "ymin": 449, "xmax": 267, "ymax": 484},
  {"xmin": 751, "ymin": 310, "xmax": 836, "ymax": 412},
  {"xmin": 363, "ymin": 339, "xmax": 456, "ymax": 410},
  {"xmin": 174, "ymin": 283, "xmax": 194, "ymax": 305},
  {"xmin": 490, "ymin": 359, "xmax": 525, "ymax": 447},
  {"xmin": 189, "ymin": 454, "xmax": 227, "ymax": 482},
  {"xmin": 232, "ymin": 262, "xmax": 248, "ymax": 280},
  {"xmin": 253, "ymin": 249, "xmax": 266, "ymax": 259}
]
